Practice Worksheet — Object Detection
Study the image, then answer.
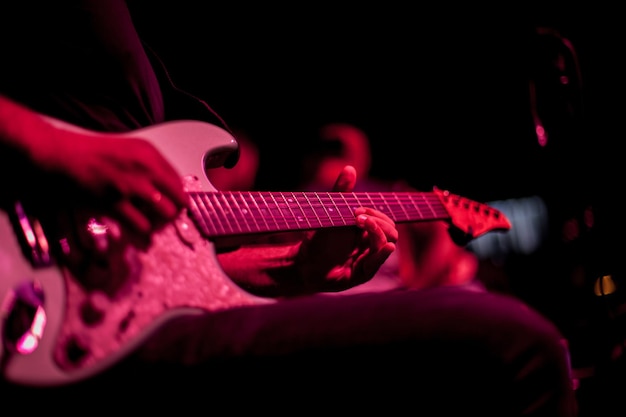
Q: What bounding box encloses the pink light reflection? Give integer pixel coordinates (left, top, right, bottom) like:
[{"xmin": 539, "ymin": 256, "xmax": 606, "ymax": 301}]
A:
[{"xmin": 16, "ymin": 305, "xmax": 47, "ymax": 354}]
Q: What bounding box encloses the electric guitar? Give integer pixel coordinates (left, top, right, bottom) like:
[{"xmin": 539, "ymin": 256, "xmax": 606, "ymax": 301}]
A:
[{"xmin": 0, "ymin": 117, "xmax": 511, "ymax": 387}]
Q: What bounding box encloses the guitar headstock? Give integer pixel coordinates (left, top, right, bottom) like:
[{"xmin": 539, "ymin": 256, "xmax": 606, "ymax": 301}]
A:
[{"xmin": 433, "ymin": 187, "xmax": 511, "ymax": 245}]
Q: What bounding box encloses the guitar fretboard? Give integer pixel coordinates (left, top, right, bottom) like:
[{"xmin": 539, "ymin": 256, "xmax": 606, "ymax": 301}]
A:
[{"xmin": 188, "ymin": 191, "xmax": 449, "ymax": 238}]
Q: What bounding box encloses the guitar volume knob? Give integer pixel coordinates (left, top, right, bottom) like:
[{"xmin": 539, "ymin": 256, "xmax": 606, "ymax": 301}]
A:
[{"xmin": 1, "ymin": 280, "xmax": 47, "ymax": 355}]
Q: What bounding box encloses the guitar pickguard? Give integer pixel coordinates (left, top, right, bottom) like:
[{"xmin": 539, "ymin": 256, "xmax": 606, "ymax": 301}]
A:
[{"xmin": 53, "ymin": 211, "xmax": 272, "ymax": 372}]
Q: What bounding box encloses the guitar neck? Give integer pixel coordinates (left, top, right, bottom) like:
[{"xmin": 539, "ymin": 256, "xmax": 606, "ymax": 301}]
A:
[{"xmin": 189, "ymin": 190, "xmax": 449, "ymax": 238}]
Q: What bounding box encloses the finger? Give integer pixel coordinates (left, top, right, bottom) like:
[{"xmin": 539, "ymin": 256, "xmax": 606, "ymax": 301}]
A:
[
  {"xmin": 332, "ymin": 165, "xmax": 357, "ymax": 192},
  {"xmin": 143, "ymin": 188, "xmax": 180, "ymax": 221},
  {"xmin": 128, "ymin": 175, "xmax": 181, "ymax": 223},
  {"xmin": 152, "ymin": 174, "xmax": 188, "ymax": 210},
  {"xmin": 145, "ymin": 149, "xmax": 188, "ymax": 209},
  {"xmin": 127, "ymin": 138, "xmax": 188, "ymax": 209},
  {"xmin": 356, "ymin": 213, "xmax": 398, "ymax": 250},
  {"xmin": 362, "ymin": 242, "xmax": 396, "ymax": 278},
  {"xmin": 355, "ymin": 208, "xmax": 398, "ymax": 244},
  {"xmin": 114, "ymin": 199, "xmax": 151, "ymax": 235},
  {"xmin": 355, "ymin": 206, "xmax": 396, "ymax": 227}
]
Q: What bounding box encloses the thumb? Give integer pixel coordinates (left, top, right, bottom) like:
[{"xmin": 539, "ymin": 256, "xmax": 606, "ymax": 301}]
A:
[{"xmin": 332, "ymin": 165, "xmax": 357, "ymax": 192}]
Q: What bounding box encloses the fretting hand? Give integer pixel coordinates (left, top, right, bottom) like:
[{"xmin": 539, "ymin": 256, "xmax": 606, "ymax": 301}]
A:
[{"xmin": 293, "ymin": 165, "xmax": 398, "ymax": 292}]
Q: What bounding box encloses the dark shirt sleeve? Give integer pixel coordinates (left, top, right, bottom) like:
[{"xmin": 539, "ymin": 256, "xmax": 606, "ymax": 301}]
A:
[{"xmin": 0, "ymin": 0, "xmax": 164, "ymax": 132}]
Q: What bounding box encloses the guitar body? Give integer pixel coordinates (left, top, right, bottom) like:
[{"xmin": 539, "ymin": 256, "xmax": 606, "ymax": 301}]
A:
[
  {"xmin": 0, "ymin": 120, "xmax": 273, "ymax": 387},
  {"xmin": 0, "ymin": 117, "xmax": 511, "ymax": 387}
]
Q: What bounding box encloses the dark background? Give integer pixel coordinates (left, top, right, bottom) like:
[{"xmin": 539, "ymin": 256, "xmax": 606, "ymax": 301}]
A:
[
  {"xmin": 130, "ymin": 2, "xmax": 625, "ymax": 394},
  {"xmin": 129, "ymin": 2, "xmax": 621, "ymax": 200}
]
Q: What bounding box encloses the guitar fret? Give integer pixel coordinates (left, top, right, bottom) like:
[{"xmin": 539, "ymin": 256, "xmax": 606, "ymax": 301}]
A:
[
  {"xmin": 267, "ymin": 192, "xmax": 301, "ymax": 231},
  {"xmin": 262, "ymin": 193, "xmax": 281, "ymax": 230},
  {"xmin": 225, "ymin": 192, "xmax": 249, "ymax": 234},
  {"xmin": 278, "ymin": 192, "xmax": 311, "ymax": 230},
  {"xmin": 234, "ymin": 192, "xmax": 262, "ymax": 233},
  {"xmin": 336, "ymin": 193, "xmax": 358, "ymax": 224},
  {"xmin": 414, "ymin": 194, "xmax": 435, "ymax": 220},
  {"xmin": 204, "ymin": 193, "xmax": 229, "ymax": 235},
  {"xmin": 393, "ymin": 194, "xmax": 421, "ymax": 222},
  {"xmin": 224, "ymin": 192, "xmax": 251, "ymax": 234},
  {"xmin": 320, "ymin": 194, "xmax": 346, "ymax": 226},
  {"xmin": 274, "ymin": 193, "xmax": 300, "ymax": 230},
  {"xmin": 361, "ymin": 192, "xmax": 378, "ymax": 214},
  {"xmin": 399, "ymin": 195, "xmax": 430, "ymax": 221},
  {"xmin": 291, "ymin": 192, "xmax": 316, "ymax": 229},
  {"xmin": 254, "ymin": 193, "xmax": 278, "ymax": 231},
  {"xmin": 295, "ymin": 193, "xmax": 325, "ymax": 231},
  {"xmin": 213, "ymin": 193, "xmax": 237, "ymax": 235},
  {"xmin": 314, "ymin": 192, "xmax": 347, "ymax": 226},
  {"xmin": 189, "ymin": 193, "xmax": 207, "ymax": 233},
  {"xmin": 302, "ymin": 192, "xmax": 334, "ymax": 226},
  {"xmin": 328, "ymin": 193, "xmax": 349, "ymax": 226},
  {"xmin": 190, "ymin": 193, "xmax": 221, "ymax": 236},
  {"xmin": 188, "ymin": 194, "xmax": 206, "ymax": 232},
  {"xmin": 391, "ymin": 193, "xmax": 410, "ymax": 222},
  {"xmin": 423, "ymin": 194, "xmax": 446, "ymax": 219},
  {"xmin": 403, "ymin": 194, "xmax": 423, "ymax": 221},
  {"xmin": 243, "ymin": 191, "xmax": 272, "ymax": 233},
  {"xmin": 374, "ymin": 192, "xmax": 394, "ymax": 219}
]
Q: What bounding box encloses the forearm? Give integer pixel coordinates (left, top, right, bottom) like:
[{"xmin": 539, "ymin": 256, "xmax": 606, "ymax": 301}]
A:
[
  {"xmin": 217, "ymin": 240, "xmax": 308, "ymax": 298},
  {"xmin": 0, "ymin": 95, "xmax": 53, "ymax": 158},
  {"xmin": 0, "ymin": 95, "xmax": 72, "ymax": 190}
]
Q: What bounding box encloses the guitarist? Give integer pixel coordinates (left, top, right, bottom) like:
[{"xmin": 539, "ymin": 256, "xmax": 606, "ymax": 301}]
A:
[{"xmin": 0, "ymin": 1, "xmax": 577, "ymax": 416}]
